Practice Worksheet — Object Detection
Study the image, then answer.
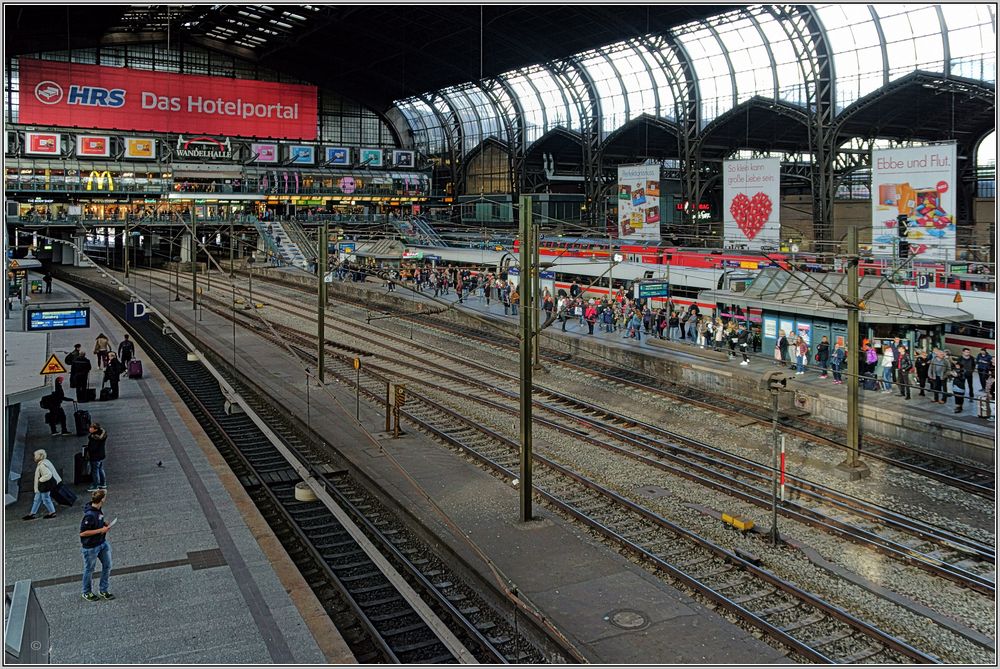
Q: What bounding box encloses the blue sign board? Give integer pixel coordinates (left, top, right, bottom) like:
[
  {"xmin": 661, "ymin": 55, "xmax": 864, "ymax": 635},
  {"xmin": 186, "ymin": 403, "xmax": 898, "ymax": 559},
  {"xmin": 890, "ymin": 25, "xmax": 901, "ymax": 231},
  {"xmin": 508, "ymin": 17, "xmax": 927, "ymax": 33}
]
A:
[
  {"xmin": 126, "ymin": 301, "xmax": 150, "ymax": 321},
  {"xmin": 916, "ymin": 274, "xmax": 930, "ymax": 290},
  {"xmin": 507, "ymin": 267, "xmax": 519, "ymax": 276},
  {"xmin": 540, "ymin": 270, "xmax": 555, "ymax": 279},
  {"xmin": 636, "ymin": 281, "xmax": 670, "ymax": 298},
  {"xmin": 27, "ymin": 307, "xmax": 90, "ymax": 331},
  {"xmin": 338, "ymin": 242, "xmax": 356, "ymax": 254}
]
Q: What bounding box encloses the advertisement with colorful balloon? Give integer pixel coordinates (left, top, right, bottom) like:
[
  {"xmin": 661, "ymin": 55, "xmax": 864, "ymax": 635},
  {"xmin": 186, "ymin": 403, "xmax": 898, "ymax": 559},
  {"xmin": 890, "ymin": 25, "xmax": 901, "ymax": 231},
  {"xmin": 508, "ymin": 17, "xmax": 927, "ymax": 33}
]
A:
[
  {"xmin": 723, "ymin": 158, "xmax": 780, "ymax": 250},
  {"xmin": 871, "ymin": 144, "xmax": 956, "ymax": 261}
]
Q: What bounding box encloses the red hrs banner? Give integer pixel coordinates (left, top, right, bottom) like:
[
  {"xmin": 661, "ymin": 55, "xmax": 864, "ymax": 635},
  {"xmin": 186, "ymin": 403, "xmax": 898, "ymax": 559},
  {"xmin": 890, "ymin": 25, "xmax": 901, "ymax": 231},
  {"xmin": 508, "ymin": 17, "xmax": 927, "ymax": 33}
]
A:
[{"xmin": 19, "ymin": 59, "xmax": 318, "ymax": 140}]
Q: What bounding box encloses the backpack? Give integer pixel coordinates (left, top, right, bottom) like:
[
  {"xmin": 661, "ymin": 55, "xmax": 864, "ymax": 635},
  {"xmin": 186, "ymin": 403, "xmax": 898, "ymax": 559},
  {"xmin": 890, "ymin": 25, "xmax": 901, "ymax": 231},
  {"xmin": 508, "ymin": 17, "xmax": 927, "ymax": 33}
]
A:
[
  {"xmin": 866, "ymin": 348, "xmax": 878, "ymax": 364},
  {"xmin": 39, "ymin": 393, "xmax": 55, "ymax": 410}
]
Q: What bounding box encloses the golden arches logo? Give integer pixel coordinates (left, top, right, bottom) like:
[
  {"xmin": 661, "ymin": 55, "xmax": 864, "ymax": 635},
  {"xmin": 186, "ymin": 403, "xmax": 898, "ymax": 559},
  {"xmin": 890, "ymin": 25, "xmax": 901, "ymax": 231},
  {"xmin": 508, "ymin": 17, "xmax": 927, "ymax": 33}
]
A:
[{"xmin": 86, "ymin": 170, "xmax": 114, "ymax": 191}]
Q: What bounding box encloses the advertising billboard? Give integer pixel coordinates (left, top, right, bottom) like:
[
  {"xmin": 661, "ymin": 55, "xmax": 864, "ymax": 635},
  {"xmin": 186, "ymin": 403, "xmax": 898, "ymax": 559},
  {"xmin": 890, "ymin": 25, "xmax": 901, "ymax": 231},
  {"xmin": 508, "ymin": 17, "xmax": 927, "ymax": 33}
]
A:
[
  {"xmin": 392, "ymin": 150, "xmax": 415, "ymax": 168},
  {"xmin": 76, "ymin": 135, "xmax": 110, "ymax": 157},
  {"xmin": 18, "ymin": 59, "xmax": 318, "ymax": 140},
  {"xmin": 871, "ymin": 144, "xmax": 956, "ymax": 261},
  {"xmin": 124, "ymin": 137, "xmax": 156, "ymax": 159},
  {"xmin": 287, "ymin": 145, "xmax": 315, "ymax": 164},
  {"xmin": 616, "ymin": 164, "xmax": 661, "ymax": 241},
  {"xmin": 723, "ymin": 158, "xmax": 780, "ymax": 250},
  {"xmin": 24, "ymin": 131, "xmax": 61, "ymax": 155},
  {"xmin": 251, "ymin": 142, "xmax": 279, "ymax": 163},
  {"xmin": 359, "ymin": 148, "xmax": 383, "ymax": 167},
  {"xmin": 325, "ymin": 147, "xmax": 350, "ymax": 165}
]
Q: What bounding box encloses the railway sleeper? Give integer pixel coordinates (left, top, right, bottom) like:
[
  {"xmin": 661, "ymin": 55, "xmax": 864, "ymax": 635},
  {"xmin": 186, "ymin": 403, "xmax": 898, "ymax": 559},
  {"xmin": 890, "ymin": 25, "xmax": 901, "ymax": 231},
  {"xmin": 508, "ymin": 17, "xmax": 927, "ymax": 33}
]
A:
[
  {"xmin": 807, "ymin": 629, "xmax": 854, "ymax": 648},
  {"xmin": 390, "ymin": 637, "xmax": 448, "ymax": 655},
  {"xmin": 729, "ymin": 588, "xmax": 776, "ymax": 605},
  {"xmin": 839, "ymin": 644, "xmax": 889, "ymax": 663},
  {"xmin": 778, "ymin": 612, "xmax": 824, "ymax": 632},
  {"xmin": 756, "ymin": 601, "xmax": 798, "ymax": 617}
]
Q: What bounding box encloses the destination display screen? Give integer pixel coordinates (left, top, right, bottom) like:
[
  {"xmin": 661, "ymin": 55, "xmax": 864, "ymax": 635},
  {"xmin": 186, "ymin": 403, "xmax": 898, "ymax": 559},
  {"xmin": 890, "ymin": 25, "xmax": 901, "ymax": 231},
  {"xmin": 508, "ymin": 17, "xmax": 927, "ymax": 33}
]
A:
[{"xmin": 27, "ymin": 307, "xmax": 91, "ymax": 331}]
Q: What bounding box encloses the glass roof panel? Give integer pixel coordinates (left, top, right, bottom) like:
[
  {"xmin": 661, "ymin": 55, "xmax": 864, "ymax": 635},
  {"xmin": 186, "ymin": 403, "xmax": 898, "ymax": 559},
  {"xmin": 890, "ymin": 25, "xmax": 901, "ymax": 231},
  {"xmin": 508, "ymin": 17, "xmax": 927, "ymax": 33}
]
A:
[
  {"xmin": 638, "ymin": 44, "xmax": 676, "ymax": 119},
  {"xmin": 674, "ymin": 24, "xmax": 733, "ymax": 124},
  {"xmin": 504, "ymin": 71, "xmax": 546, "ymax": 143},
  {"xmin": 872, "ymin": 5, "xmax": 944, "ymax": 79},
  {"xmin": 609, "ymin": 46, "xmax": 659, "ymax": 123},
  {"xmin": 815, "ymin": 4, "xmax": 886, "ymax": 109},
  {"xmin": 712, "ymin": 16, "xmax": 774, "ymax": 103},
  {"xmin": 580, "ymin": 50, "xmax": 627, "ymax": 134}
]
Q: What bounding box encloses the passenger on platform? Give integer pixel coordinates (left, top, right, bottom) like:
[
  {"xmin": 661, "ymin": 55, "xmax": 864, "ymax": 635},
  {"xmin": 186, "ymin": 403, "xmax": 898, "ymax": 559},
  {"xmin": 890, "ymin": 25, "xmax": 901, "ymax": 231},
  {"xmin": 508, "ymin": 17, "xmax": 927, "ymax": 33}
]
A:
[
  {"xmin": 830, "ymin": 343, "xmax": 846, "ymax": 384},
  {"xmin": 70, "ymin": 352, "xmax": 93, "ymax": 402},
  {"xmin": 816, "ymin": 336, "xmax": 830, "ymax": 378},
  {"xmin": 890, "ymin": 336, "xmax": 903, "ymax": 385},
  {"xmin": 656, "ymin": 309, "xmax": 668, "ymax": 339},
  {"xmin": 727, "ymin": 322, "xmax": 738, "ymax": 360},
  {"xmin": 679, "ymin": 310, "xmax": 690, "ymax": 342},
  {"xmin": 642, "ymin": 306, "xmax": 653, "ymax": 335},
  {"xmin": 668, "ymin": 312, "xmax": 680, "ymax": 342},
  {"xmin": 794, "ymin": 337, "xmax": 809, "ymax": 375},
  {"xmin": 957, "ymin": 348, "xmax": 977, "ymax": 399},
  {"xmin": 584, "ymin": 302, "xmax": 597, "ymax": 335},
  {"xmin": 117, "ymin": 334, "xmax": 135, "ymax": 368},
  {"xmin": 627, "ymin": 310, "xmax": 642, "ymax": 341},
  {"xmin": 976, "ymin": 349, "xmax": 993, "ymax": 392},
  {"xmin": 509, "ymin": 286, "xmax": 518, "ymax": 315},
  {"xmin": 737, "ymin": 324, "xmax": 750, "ymax": 365},
  {"xmin": 570, "ymin": 281, "xmax": 581, "ymax": 300},
  {"xmin": 879, "ymin": 345, "xmax": 895, "ymax": 392},
  {"xmin": 558, "ymin": 296, "xmax": 569, "ymax": 331},
  {"xmin": 502, "ymin": 284, "xmax": 512, "ymax": 316},
  {"xmin": 43, "ymin": 270, "xmax": 53, "ymax": 294},
  {"xmin": 863, "ymin": 343, "xmax": 879, "ymax": 389},
  {"xmin": 94, "ymin": 333, "xmax": 111, "ymax": 369},
  {"xmin": 483, "ymin": 279, "xmax": 492, "ymax": 306},
  {"xmin": 103, "ymin": 353, "xmax": 125, "ymax": 400},
  {"xmin": 774, "ymin": 330, "xmax": 788, "ymax": 366},
  {"xmin": 79, "ymin": 489, "xmax": 114, "ymax": 602},
  {"xmin": 85, "ymin": 423, "xmax": 109, "ymax": 492},
  {"xmin": 981, "ymin": 366, "xmax": 996, "ymax": 420},
  {"xmin": 915, "ymin": 349, "xmax": 930, "ymax": 397},
  {"xmin": 23, "ymin": 449, "xmax": 60, "ymax": 520},
  {"xmin": 42, "ymin": 379, "xmax": 71, "ymax": 435},
  {"xmin": 65, "ymin": 343, "xmax": 83, "ymax": 367},
  {"xmin": 601, "ymin": 304, "xmax": 615, "ymax": 333},
  {"xmin": 949, "ymin": 362, "xmax": 968, "ymax": 413},
  {"xmin": 928, "ymin": 349, "xmax": 948, "ymax": 404},
  {"xmin": 897, "ymin": 345, "xmax": 913, "ymax": 400}
]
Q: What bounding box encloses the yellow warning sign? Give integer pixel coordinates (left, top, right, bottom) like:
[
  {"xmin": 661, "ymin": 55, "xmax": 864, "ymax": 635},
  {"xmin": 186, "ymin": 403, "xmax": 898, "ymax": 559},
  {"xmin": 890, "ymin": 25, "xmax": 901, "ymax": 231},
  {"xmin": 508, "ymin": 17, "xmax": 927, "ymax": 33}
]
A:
[
  {"xmin": 40, "ymin": 354, "xmax": 67, "ymax": 375},
  {"xmin": 9, "ymin": 260, "xmax": 19, "ymax": 269},
  {"xmin": 953, "ymin": 291, "xmax": 963, "ymax": 304}
]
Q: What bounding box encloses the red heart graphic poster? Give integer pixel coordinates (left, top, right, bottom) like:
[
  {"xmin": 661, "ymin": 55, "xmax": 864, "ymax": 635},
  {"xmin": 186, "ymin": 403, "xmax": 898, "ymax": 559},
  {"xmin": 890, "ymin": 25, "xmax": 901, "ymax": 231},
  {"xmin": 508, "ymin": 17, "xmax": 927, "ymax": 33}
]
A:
[{"xmin": 723, "ymin": 158, "xmax": 780, "ymax": 249}]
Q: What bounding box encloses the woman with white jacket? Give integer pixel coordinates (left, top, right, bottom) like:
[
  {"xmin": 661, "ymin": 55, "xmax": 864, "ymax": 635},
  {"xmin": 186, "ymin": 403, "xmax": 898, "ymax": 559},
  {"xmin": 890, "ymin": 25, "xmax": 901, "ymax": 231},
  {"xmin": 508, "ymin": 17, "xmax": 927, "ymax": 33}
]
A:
[{"xmin": 23, "ymin": 449, "xmax": 60, "ymax": 520}]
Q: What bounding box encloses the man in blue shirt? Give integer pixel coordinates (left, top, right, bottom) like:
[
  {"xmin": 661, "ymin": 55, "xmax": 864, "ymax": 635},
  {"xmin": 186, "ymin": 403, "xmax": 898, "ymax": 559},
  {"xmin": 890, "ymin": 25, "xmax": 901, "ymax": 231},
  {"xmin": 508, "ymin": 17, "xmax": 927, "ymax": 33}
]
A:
[
  {"xmin": 976, "ymin": 348, "xmax": 993, "ymax": 393},
  {"xmin": 79, "ymin": 489, "xmax": 114, "ymax": 601}
]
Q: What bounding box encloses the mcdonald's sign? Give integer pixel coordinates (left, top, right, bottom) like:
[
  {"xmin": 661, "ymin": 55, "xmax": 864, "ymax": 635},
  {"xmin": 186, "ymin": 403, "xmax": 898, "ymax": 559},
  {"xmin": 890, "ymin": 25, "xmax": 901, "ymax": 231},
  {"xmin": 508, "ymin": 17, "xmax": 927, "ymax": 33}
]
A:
[{"xmin": 85, "ymin": 170, "xmax": 115, "ymax": 191}]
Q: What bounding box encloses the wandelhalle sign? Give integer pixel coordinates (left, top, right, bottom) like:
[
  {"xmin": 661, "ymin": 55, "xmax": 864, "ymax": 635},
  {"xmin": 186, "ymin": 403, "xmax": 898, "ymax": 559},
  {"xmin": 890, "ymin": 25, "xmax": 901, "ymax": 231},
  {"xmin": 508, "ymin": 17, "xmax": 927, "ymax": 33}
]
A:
[{"xmin": 18, "ymin": 59, "xmax": 318, "ymax": 140}]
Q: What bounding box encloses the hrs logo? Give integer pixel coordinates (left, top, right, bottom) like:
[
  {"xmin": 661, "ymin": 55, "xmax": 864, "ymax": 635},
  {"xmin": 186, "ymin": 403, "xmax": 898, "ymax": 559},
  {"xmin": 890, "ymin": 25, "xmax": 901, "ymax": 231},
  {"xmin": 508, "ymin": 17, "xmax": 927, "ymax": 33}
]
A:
[{"xmin": 66, "ymin": 85, "xmax": 126, "ymax": 107}]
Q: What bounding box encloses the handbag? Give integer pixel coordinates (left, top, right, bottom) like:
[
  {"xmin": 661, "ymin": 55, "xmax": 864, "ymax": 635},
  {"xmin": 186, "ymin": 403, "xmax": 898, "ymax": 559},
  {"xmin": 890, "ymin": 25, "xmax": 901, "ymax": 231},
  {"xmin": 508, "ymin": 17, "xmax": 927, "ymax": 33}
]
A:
[{"xmin": 39, "ymin": 476, "xmax": 58, "ymax": 493}]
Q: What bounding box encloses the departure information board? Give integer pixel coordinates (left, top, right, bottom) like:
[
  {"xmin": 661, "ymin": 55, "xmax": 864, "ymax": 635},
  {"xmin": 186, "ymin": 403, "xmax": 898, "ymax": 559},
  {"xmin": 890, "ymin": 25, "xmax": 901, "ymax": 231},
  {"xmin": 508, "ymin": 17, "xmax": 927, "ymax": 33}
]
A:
[{"xmin": 27, "ymin": 307, "xmax": 90, "ymax": 331}]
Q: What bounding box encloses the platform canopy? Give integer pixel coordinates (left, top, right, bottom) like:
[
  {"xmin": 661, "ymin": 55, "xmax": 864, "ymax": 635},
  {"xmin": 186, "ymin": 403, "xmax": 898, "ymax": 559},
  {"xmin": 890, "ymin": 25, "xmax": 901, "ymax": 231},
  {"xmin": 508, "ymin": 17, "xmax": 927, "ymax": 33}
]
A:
[{"xmin": 701, "ymin": 268, "xmax": 974, "ymax": 325}]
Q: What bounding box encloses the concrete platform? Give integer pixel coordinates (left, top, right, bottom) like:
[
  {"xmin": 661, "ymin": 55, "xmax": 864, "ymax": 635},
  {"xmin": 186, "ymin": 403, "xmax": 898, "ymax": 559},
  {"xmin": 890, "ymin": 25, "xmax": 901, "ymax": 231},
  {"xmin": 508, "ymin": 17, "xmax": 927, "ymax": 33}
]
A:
[
  {"xmin": 53, "ymin": 268, "xmax": 794, "ymax": 663},
  {"xmin": 4, "ymin": 272, "xmax": 350, "ymax": 663},
  {"xmin": 259, "ymin": 266, "xmax": 995, "ymax": 464}
]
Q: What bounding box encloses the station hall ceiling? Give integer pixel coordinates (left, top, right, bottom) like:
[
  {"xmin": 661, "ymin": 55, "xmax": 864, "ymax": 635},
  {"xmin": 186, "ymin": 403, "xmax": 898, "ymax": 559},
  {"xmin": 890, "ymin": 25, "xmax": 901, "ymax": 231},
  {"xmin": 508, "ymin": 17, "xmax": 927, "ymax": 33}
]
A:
[{"xmin": 4, "ymin": 4, "xmax": 728, "ymax": 110}]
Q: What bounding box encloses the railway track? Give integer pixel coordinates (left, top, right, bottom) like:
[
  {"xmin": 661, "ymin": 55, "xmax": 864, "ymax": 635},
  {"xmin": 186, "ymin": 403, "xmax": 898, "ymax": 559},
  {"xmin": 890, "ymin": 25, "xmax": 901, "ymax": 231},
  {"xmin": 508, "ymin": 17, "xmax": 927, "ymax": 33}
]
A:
[
  {"xmin": 132, "ymin": 268, "xmax": 996, "ymax": 596},
  {"xmin": 267, "ymin": 335, "xmax": 940, "ymax": 663},
  {"xmin": 76, "ymin": 277, "xmax": 552, "ymax": 665},
  {"xmin": 226, "ymin": 266, "xmax": 996, "ymax": 499}
]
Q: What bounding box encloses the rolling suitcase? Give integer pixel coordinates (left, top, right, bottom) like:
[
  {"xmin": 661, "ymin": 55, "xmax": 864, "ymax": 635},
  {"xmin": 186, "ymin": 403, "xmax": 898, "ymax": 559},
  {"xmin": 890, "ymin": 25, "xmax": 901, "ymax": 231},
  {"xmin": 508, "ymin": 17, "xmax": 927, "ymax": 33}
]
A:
[
  {"xmin": 74, "ymin": 403, "xmax": 91, "ymax": 436},
  {"xmin": 128, "ymin": 359, "xmax": 143, "ymax": 379},
  {"xmin": 52, "ymin": 482, "xmax": 78, "ymax": 507},
  {"xmin": 74, "ymin": 450, "xmax": 91, "ymax": 485}
]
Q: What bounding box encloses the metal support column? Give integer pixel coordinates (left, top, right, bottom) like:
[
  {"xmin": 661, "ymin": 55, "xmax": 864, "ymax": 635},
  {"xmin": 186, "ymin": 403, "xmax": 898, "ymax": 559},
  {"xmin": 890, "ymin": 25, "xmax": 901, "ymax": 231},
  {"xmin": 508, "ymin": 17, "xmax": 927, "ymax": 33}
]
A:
[
  {"xmin": 532, "ymin": 223, "xmax": 542, "ymax": 370},
  {"xmin": 123, "ymin": 219, "xmax": 129, "ymax": 280},
  {"xmin": 519, "ymin": 195, "xmax": 534, "ymax": 522},
  {"xmin": 318, "ymin": 222, "xmax": 328, "ymax": 383},
  {"xmin": 191, "ymin": 206, "xmax": 198, "ymax": 309},
  {"xmin": 838, "ymin": 227, "xmax": 870, "ymax": 479}
]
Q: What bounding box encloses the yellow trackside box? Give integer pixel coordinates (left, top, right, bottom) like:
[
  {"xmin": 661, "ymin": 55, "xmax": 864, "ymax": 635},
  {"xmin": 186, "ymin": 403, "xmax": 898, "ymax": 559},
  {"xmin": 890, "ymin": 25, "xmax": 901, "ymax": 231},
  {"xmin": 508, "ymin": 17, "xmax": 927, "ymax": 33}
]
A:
[{"xmin": 722, "ymin": 513, "xmax": 755, "ymax": 532}]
